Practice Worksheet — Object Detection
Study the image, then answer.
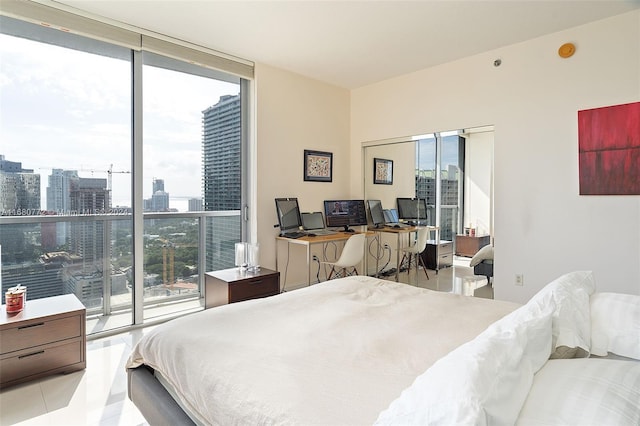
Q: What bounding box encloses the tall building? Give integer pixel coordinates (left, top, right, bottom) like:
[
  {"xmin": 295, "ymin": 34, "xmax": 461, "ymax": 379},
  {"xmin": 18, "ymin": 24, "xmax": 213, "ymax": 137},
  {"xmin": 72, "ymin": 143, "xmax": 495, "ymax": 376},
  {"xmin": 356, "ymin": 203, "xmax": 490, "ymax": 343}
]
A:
[
  {"xmin": 68, "ymin": 177, "xmax": 109, "ymax": 262},
  {"xmin": 47, "ymin": 169, "xmax": 79, "ymax": 213},
  {"xmin": 188, "ymin": 198, "xmax": 203, "ymax": 211},
  {"xmin": 0, "ymin": 155, "xmax": 40, "ymax": 213},
  {"xmin": 150, "ymin": 191, "xmax": 169, "ymax": 212},
  {"xmin": 144, "ymin": 177, "xmax": 170, "ymax": 211},
  {"xmin": 152, "ymin": 178, "xmax": 164, "ymax": 193},
  {"xmin": 202, "ymin": 95, "xmax": 242, "ymax": 270},
  {"xmin": 0, "ymin": 156, "xmax": 42, "ymax": 293},
  {"xmin": 203, "ymin": 95, "xmax": 241, "ymax": 211},
  {"xmin": 47, "ymin": 169, "xmax": 80, "ymax": 246}
]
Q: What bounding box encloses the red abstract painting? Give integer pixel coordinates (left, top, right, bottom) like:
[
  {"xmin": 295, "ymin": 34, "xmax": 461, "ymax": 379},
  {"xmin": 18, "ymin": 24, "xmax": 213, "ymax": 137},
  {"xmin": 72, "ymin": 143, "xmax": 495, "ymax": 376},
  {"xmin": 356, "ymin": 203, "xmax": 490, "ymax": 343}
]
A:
[{"xmin": 578, "ymin": 101, "xmax": 640, "ymax": 195}]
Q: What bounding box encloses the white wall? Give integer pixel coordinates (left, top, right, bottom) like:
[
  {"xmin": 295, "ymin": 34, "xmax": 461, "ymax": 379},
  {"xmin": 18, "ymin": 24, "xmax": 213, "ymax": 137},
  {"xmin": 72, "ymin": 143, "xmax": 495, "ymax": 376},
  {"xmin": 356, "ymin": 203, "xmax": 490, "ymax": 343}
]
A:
[
  {"xmin": 351, "ymin": 11, "xmax": 640, "ymax": 303},
  {"xmin": 254, "ymin": 63, "xmax": 351, "ymax": 286}
]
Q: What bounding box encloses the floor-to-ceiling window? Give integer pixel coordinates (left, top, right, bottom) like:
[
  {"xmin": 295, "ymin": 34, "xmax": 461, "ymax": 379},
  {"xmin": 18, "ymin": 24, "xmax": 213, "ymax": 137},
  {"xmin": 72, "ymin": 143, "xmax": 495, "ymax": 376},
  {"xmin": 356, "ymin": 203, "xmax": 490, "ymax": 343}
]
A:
[
  {"xmin": 415, "ymin": 135, "xmax": 437, "ymax": 226},
  {"xmin": 0, "ymin": 8, "xmax": 252, "ymax": 334},
  {"xmin": 438, "ymin": 133, "xmax": 465, "ymax": 241},
  {"xmin": 141, "ymin": 53, "xmax": 243, "ymax": 321},
  {"xmin": 414, "ymin": 132, "xmax": 464, "ymax": 240}
]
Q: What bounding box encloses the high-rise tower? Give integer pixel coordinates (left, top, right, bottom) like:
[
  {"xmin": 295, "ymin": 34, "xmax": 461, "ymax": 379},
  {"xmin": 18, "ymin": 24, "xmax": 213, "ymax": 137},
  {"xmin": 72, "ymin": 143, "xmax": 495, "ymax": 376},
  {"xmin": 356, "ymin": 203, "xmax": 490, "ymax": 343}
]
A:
[{"xmin": 202, "ymin": 94, "xmax": 241, "ymax": 270}]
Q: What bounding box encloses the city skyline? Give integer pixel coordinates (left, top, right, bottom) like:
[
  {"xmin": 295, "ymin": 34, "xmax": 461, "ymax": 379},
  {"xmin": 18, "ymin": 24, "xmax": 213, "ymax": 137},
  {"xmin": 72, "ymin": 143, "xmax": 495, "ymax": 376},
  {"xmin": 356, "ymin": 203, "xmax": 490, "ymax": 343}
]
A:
[{"xmin": 0, "ymin": 32, "xmax": 239, "ymax": 212}]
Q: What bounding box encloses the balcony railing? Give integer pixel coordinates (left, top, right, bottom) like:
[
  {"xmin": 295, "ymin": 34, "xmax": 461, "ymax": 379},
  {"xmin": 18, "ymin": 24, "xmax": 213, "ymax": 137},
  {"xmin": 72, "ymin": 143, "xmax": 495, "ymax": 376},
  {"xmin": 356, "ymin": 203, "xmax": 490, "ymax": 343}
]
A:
[{"xmin": 0, "ymin": 210, "xmax": 240, "ymax": 335}]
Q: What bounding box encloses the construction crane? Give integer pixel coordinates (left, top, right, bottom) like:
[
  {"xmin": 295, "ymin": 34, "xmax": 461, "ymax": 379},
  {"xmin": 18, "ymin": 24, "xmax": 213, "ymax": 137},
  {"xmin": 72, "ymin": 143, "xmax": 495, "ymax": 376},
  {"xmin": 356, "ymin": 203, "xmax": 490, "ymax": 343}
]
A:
[{"xmin": 79, "ymin": 164, "xmax": 131, "ymax": 191}]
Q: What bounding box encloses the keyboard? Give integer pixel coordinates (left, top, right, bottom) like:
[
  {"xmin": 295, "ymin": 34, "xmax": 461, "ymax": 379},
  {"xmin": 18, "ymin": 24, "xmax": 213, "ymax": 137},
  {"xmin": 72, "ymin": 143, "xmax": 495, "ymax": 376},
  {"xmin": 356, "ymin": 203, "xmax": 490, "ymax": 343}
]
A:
[
  {"xmin": 306, "ymin": 229, "xmax": 337, "ymax": 236},
  {"xmin": 282, "ymin": 231, "xmax": 307, "ymax": 239}
]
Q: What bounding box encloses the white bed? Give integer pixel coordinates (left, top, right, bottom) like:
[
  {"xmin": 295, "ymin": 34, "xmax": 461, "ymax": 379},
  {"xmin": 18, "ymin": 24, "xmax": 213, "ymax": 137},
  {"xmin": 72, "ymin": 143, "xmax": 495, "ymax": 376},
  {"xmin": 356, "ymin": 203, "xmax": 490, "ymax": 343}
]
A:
[
  {"xmin": 127, "ymin": 275, "xmax": 519, "ymax": 425},
  {"xmin": 127, "ymin": 272, "xmax": 640, "ymax": 425}
]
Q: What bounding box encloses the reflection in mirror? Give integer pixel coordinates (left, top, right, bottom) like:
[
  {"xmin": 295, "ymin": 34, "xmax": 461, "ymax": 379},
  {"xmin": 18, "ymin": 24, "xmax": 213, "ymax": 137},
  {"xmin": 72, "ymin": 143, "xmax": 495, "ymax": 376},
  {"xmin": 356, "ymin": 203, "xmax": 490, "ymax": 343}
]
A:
[{"xmin": 363, "ymin": 125, "xmax": 494, "ymax": 246}]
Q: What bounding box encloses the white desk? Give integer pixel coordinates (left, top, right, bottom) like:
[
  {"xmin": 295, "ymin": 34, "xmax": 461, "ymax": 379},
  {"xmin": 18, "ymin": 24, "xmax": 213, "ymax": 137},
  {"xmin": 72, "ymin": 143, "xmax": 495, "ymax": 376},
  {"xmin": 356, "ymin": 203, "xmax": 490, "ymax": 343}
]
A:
[
  {"xmin": 369, "ymin": 225, "xmax": 439, "ymax": 281},
  {"xmin": 276, "ymin": 231, "xmax": 373, "ymax": 288}
]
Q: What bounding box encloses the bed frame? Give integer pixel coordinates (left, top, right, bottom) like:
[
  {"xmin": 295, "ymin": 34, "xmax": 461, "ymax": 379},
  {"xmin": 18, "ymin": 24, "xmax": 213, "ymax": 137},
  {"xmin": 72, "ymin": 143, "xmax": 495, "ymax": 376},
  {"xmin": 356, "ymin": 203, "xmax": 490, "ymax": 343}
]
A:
[{"xmin": 127, "ymin": 365, "xmax": 195, "ymax": 425}]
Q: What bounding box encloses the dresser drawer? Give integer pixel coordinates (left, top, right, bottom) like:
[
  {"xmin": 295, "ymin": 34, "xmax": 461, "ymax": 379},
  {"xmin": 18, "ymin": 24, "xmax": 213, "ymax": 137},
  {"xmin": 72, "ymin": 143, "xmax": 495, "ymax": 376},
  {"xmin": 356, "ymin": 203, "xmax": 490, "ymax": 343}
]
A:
[
  {"xmin": 438, "ymin": 253, "xmax": 453, "ymax": 268},
  {"xmin": 206, "ymin": 268, "xmax": 280, "ymax": 308},
  {"xmin": 0, "ymin": 315, "xmax": 82, "ymax": 355},
  {"xmin": 439, "ymin": 242, "xmax": 453, "ymax": 255},
  {"xmin": 0, "ymin": 339, "xmax": 84, "ymax": 385},
  {"xmin": 229, "ymin": 274, "xmax": 279, "ymax": 303}
]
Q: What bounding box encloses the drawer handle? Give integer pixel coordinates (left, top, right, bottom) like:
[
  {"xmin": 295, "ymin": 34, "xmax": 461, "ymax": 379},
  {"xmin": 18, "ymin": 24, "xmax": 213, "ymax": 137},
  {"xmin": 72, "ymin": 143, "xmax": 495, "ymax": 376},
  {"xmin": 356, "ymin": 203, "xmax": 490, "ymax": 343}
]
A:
[
  {"xmin": 18, "ymin": 350, "xmax": 45, "ymax": 359},
  {"xmin": 250, "ymin": 280, "xmax": 263, "ymax": 285},
  {"xmin": 17, "ymin": 322, "xmax": 45, "ymax": 330}
]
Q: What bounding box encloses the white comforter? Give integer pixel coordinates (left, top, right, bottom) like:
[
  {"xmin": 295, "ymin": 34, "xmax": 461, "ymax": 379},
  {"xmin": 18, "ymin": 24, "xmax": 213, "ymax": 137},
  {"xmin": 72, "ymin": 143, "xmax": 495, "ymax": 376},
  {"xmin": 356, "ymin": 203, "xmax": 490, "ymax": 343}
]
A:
[{"xmin": 127, "ymin": 275, "xmax": 519, "ymax": 425}]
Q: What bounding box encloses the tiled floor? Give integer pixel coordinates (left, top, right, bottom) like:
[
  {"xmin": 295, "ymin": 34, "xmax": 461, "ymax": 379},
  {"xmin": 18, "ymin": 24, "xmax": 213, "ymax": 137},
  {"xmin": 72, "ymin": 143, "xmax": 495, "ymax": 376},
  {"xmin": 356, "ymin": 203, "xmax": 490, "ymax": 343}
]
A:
[
  {"xmin": 0, "ymin": 329, "xmax": 151, "ymax": 426},
  {"xmin": 0, "ymin": 258, "xmax": 490, "ymax": 425}
]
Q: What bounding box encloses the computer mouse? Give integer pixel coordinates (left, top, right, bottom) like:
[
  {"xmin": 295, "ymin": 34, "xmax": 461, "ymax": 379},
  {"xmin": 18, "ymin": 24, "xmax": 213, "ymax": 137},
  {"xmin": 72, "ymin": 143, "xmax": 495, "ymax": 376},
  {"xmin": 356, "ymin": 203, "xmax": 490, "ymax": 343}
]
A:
[
  {"xmin": 307, "ymin": 233, "xmax": 316, "ymax": 237},
  {"xmin": 393, "ymin": 224, "xmax": 401, "ymax": 229}
]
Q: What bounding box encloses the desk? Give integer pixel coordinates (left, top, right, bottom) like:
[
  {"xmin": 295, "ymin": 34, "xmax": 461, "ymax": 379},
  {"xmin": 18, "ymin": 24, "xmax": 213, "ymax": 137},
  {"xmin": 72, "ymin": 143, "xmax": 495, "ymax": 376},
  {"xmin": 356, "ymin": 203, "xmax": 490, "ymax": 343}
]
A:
[
  {"xmin": 369, "ymin": 226, "xmax": 439, "ymax": 281},
  {"xmin": 276, "ymin": 231, "xmax": 372, "ymax": 288}
]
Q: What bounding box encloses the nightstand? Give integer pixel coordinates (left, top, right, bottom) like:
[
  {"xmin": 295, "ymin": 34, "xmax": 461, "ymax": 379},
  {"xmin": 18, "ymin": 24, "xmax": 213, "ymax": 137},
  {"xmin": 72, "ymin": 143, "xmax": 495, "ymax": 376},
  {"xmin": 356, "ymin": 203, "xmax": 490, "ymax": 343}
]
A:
[
  {"xmin": 0, "ymin": 294, "xmax": 86, "ymax": 388},
  {"xmin": 205, "ymin": 267, "xmax": 280, "ymax": 308}
]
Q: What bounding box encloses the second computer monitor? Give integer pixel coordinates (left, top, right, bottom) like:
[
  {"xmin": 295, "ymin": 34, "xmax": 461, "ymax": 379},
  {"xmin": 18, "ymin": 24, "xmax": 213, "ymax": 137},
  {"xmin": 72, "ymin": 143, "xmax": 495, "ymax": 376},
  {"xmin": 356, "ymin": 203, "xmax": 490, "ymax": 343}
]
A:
[
  {"xmin": 396, "ymin": 198, "xmax": 428, "ymax": 224},
  {"xmin": 275, "ymin": 198, "xmax": 302, "ymax": 234},
  {"xmin": 324, "ymin": 200, "xmax": 367, "ymax": 232},
  {"xmin": 366, "ymin": 200, "xmax": 386, "ymax": 227}
]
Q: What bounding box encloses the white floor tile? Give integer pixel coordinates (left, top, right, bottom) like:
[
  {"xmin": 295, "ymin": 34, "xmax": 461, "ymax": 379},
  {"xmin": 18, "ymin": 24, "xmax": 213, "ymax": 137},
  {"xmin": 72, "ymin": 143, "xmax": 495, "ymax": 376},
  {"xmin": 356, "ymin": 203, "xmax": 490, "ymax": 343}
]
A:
[{"xmin": 0, "ymin": 381, "xmax": 47, "ymax": 425}]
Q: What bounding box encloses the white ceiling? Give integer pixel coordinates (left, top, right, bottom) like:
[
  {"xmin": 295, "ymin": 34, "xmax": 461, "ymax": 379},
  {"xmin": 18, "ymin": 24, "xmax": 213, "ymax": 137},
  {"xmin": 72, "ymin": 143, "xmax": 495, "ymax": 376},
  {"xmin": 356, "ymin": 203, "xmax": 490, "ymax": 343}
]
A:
[{"xmin": 54, "ymin": 0, "xmax": 639, "ymax": 89}]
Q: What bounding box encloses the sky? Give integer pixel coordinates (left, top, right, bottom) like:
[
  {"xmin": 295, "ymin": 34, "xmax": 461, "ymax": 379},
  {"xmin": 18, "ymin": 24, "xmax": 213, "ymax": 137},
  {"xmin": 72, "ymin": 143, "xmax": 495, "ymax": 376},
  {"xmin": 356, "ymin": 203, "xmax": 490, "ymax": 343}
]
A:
[{"xmin": 0, "ymin": 31, "xmax": 239, "ymax": 211}]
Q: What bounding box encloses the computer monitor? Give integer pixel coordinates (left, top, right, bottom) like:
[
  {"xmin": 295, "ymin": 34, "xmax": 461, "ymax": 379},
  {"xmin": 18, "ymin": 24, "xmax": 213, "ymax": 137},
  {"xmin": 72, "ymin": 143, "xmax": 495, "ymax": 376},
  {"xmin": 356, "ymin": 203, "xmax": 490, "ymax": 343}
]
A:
[
  {"xmin": 275, "ymin": 198, "xmax": 302, "ymax": 234},
  {"xmin": 367, "ymin": 200, "xmax": 385, "ymax": 228},
  {"xmin": 383, "ymin": 208, "xmax": 399, "ymax": 224},
  {"xmin": 323, "ymin": 200, "xmax": 367, "ymax": 232},
  {"xmin": 301, "ymin": 212, "xmax": 326, "ymax": 231},
  {"xmin": 396, "ymin": 198, "xmax": 428, "ymax": 224}
]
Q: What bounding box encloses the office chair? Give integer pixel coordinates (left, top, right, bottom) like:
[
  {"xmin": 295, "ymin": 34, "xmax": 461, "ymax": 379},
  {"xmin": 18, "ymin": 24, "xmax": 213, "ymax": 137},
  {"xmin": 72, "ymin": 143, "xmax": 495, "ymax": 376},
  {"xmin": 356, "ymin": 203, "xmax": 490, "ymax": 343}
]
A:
[
  {"xmin": 321, "ymin": 233, "xmax": 366, "ymax": 280},
  {"xmin": 399, "ymin": 227, "xmax": 430, "ymax": 280}
]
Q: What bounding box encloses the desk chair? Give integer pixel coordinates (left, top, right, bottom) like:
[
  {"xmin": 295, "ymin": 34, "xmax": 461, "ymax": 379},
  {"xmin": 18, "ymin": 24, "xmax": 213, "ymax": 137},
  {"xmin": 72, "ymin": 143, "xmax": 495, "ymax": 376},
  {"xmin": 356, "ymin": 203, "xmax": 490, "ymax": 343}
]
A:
[
  {"xmin": 399, "ymin": 227, "xmax": 430, "ymax": 280},
  {"xmin": 321, "ymin": 233, "xmax": 366, "ymax": 280}
]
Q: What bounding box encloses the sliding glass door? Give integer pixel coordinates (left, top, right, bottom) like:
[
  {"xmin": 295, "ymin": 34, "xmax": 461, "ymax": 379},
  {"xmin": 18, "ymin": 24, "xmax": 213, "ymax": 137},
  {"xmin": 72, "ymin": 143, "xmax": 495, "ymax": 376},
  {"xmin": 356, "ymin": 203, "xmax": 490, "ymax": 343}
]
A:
[{"xmin": 0, "ymin": 13, "xmax": 251, "ymax": 334}]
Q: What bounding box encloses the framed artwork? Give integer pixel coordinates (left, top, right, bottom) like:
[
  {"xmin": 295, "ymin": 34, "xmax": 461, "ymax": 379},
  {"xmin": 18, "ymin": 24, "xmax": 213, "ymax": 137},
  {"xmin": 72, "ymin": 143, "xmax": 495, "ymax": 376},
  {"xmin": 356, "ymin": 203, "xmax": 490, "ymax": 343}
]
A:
[
  {"xmin": 374, "ymin": 158, "xmax": 393, "ymax": 185},
  {"xmin": 303, "ymin": 150, "xmax": 333, "ymax": 182},
  {"xmin": 578, "ymin": 101, "xmax": 640, "ymax": 195}
]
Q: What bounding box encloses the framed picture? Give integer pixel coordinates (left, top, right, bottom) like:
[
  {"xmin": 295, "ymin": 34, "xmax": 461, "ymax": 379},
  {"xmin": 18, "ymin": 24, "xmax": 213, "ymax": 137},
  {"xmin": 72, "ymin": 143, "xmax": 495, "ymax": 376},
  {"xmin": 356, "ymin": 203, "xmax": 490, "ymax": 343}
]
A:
[
  {"xmin": 304, "ymin": 150, "xmax": 333, "ymax": 182},
  {"xmin": 374, "ymin": 158, "xmax": 393, "ymax": 185}
]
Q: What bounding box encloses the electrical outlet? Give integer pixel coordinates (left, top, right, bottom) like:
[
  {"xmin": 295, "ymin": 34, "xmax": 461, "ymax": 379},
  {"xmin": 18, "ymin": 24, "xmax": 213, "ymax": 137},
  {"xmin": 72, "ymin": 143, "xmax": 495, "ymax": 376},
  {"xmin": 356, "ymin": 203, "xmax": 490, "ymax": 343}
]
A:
[
  {"xmin": 312, "ymin": 255, "xmax": 319, "ymax": 262},
  {"xmin": 384, "ymin": 243, "xmax": 390, "ymax": 249},
  {"xmin": 515, "ymin": 274, "xmax": 524, "ymax": 286}
]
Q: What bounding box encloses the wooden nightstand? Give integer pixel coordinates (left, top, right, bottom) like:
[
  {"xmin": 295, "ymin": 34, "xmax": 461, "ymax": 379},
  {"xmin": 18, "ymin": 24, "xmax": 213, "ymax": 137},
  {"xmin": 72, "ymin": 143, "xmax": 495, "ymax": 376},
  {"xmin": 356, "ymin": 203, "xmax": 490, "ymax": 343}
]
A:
[
  {"xmin": 455, "ymin": 235, "xmax": 490, "ymax": 257},
  {"xmin": 0, "ymin": 294, "xmax": 86, "ymax": 389},
  {"xmin": 205, "ymin": 267, "xmax": 280, "ymax": 308}
]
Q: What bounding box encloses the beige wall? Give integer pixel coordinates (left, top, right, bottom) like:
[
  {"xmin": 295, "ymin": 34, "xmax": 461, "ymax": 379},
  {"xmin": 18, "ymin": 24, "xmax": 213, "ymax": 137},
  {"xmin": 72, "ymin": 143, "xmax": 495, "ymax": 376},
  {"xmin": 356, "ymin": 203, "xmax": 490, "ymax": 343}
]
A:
[
  {"xmin": 351, "ymin": 11, "xmax": 640, "ymax": 303},
  {"xmin": 254, "ymin": 63, "xmax": 350, "ymax": 285}
]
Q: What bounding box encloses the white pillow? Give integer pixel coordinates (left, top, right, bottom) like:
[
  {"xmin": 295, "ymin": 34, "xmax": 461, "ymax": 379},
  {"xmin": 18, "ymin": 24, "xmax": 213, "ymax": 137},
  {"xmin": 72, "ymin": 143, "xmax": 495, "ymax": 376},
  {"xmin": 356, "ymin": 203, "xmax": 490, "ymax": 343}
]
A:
[
  {"xmin": 528, "ymin": 271, "xmax": 595, "ymax": 358},
  {"xmin": 590, "ymin": 292, "xmax": 640, "ymax": 360},
  {"xmin": 469, "ymin": 244, "xmax": 493, "ymax": 267},
  {"xmin": 375, "ymin": 301, "xmax": 553, "ymax": 426},
  {"xmin": 516, "ymin": 359, "xmax": 640, "ymax": 425}
]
